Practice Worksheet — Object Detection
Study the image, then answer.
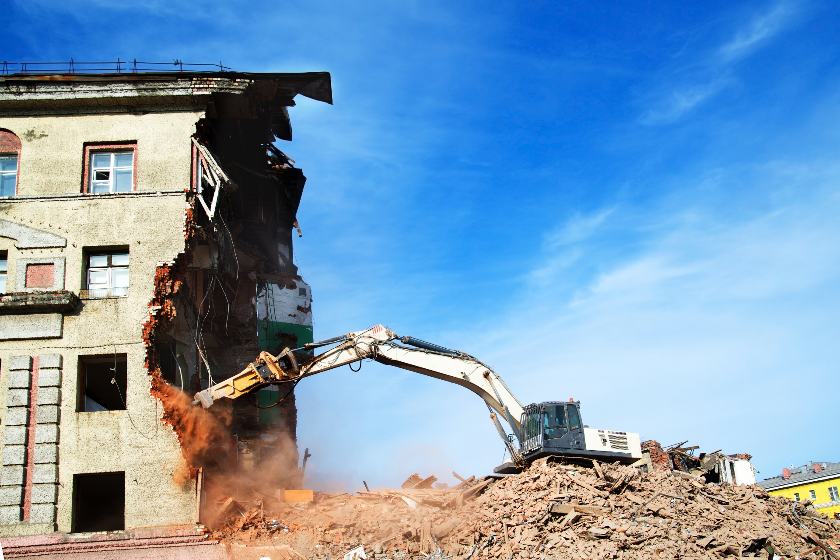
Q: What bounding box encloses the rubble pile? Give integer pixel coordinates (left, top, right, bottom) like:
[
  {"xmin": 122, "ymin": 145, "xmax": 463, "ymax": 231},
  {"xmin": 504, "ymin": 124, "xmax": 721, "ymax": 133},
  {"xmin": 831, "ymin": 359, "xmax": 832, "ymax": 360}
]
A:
[{"xmin": 214, "ymin": 460, "xmax": 840, "ymax": 559}]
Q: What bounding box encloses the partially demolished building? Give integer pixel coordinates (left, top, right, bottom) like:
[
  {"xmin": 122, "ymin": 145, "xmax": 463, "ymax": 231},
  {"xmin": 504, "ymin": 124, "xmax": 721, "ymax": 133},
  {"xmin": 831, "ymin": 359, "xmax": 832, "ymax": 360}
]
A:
[{"xmin": 0, "ymin": 68, "xmax": 330, "ymax": 536}]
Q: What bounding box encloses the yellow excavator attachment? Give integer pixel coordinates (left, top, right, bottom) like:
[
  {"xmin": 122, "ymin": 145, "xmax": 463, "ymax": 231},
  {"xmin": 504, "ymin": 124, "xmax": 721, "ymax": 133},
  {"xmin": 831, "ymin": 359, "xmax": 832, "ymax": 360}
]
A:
[{"xmin": 192, "ymin": 349, "xmax": 298, "ymax": 408}]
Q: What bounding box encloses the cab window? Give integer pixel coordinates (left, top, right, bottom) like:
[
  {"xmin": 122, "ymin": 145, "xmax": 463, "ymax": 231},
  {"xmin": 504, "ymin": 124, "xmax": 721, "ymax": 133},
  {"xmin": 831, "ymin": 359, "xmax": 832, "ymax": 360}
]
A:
[
  {"xmin": 567, "ymin": 404, "xmax": 582, "ymax": 430},
  {"xmin": 544, "ymin": 405, "xmax": 568, "ymax": 439}
]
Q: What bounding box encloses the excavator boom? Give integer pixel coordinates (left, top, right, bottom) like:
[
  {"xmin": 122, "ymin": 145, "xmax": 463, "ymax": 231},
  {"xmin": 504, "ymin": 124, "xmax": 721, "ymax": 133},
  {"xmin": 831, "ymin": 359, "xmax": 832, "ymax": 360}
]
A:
[{"xmin": 192, "ymin": 324, "xmax": 641, "ymax": 466}]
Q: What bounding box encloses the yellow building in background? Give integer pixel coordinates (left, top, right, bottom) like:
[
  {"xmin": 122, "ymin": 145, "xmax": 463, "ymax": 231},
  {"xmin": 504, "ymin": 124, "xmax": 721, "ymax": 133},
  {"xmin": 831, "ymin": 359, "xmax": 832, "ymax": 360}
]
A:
[{"xmin": 758, "ymin": 462, "xmax": 840, "ymax": 519}]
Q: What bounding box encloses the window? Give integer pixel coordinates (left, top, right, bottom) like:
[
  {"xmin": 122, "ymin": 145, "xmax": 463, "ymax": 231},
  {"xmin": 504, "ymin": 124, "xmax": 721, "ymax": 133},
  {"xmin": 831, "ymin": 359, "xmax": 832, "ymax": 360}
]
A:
[
  {"xmin": 543, "ymin": 405, "xmax": 568, "ymax": 440},
  {"xmin": 0, "ymin": 154, "xmax": 17, "ymax": 197},
  {"xmin": 524, "ymin": 411, "xmax": 541, "ymax": 440},
  {"xmin": 0, "ymin": 252, "xmax": 6, "ymax": 293},
  {"xmin": 85, "ymin": 250, "xmax": 129, "ymax": 297},
  {"xmin": 0, "ymin": 129, "xmax": 20, "ymax": 197},
  {"xmin": 72, "ymin": 472, "xmax": 124, "ymax": 532},
  {"xmin": 567, "ymin": 404, "xmax": 582, "ymax": 431},
  {"xmin": 83, "ymin": 143, "xmax": 136, "ymax": 194},
  {"xmin": 830, "ymin": 486, "xmax": 840, "ymax": 502},
  {"xmin": 794, "ymin": 492, "xmax": 800, "ymax": 502},
  {"xmin": 809, "ymin": 489, "xmax": 817, "ymax": 500},
  {"xmin": 77, "ymin": 355, "xmax": 127, "ymax": 412}
]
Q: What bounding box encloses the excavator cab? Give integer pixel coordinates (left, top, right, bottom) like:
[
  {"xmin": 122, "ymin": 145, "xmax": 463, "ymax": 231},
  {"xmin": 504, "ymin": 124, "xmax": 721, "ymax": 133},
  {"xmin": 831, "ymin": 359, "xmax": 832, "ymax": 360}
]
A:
[{"xmin": 519, "ymin": 401, "xmax": 586, "ymax": 460}]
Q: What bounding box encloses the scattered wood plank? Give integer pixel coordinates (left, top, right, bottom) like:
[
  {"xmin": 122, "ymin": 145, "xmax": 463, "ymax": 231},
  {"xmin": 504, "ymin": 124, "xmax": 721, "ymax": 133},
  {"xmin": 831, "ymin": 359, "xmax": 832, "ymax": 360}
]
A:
[
  {"xmin": 414, "ymin": 475, "xmax": 438, "ymax": 489},
  {"xmin": 454, "ymin": 475, "xmax": 476, "ymax": 490},
  {"xmin": 564, "ymin": 471, "xmax": 607, "ymax": 497},
  {"xmin": 557, "ymin": 510, "xmax": 579, "ymax": 530},
  {"xmin": 461, "ymin": 478, "xmax": 493, "ymax": 501},
  {"xmin": 549, "ymin": 502, "xmax": 610, "ymax": 516},
  {"xmin": 401, "ymin": 473, "xmax": 423, "ymax": 489},
  {"xmin": 801, "ymin": 529, "xmax": 840, "ymax": 560}
]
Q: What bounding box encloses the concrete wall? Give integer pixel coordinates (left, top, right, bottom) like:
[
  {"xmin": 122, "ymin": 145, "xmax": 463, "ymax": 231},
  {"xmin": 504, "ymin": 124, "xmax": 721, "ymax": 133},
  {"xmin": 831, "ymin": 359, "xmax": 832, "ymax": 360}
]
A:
[
  {"xmin": 1, "ymin": 112, "xmax": 199, "ymax": 196},
  {"xmin": 0, "ymin": 110, "xmax": 202, "ymax": 535}
]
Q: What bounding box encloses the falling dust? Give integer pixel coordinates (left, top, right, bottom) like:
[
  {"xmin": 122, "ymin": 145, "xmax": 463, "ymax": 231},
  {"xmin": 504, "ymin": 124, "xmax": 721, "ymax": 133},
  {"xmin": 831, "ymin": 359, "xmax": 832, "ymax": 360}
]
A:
[{"xmin": 149, "ymin": 369, "xmax": 236, "ymax": 484}]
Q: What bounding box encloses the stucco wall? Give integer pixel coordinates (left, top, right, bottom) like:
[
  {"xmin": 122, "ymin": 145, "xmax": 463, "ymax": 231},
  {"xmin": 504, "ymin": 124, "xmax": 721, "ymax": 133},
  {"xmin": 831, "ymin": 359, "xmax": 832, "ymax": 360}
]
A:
[
  {"xmin": 1, "ymin": 111, "xmax": 201, "ymax": 196},
  {"xmin": 0, "ymin": 190, "xmax": 199, "ymax": 531}
]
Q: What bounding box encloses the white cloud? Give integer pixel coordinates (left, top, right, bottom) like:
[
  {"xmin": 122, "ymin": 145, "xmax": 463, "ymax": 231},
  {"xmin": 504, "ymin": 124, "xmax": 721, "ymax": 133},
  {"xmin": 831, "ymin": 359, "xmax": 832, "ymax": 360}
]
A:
[
  {"xmin": 640, "ymin": 1, "xmax": 801, "ymax": 125},
  {"xmin": 460, "ymin": 169, "xmax": 840, "ymax": 478},
  {"xmin": 718, "ymin": 1, "xmax": 797, "ymax": 62},
  {"xmin": 639, "ymin": 78, "xmax": 730, "ymax": 125},
  {"xmin": 544, "ymin": 207, "xmax": 616, "ymax": 249}
]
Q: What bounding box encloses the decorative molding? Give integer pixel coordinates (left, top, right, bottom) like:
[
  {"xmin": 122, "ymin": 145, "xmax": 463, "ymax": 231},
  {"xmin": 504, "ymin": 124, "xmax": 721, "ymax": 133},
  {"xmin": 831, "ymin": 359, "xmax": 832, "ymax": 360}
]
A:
[{"xmin": 0, "ymin": 219, "xmax": 66, "ymax": 249}]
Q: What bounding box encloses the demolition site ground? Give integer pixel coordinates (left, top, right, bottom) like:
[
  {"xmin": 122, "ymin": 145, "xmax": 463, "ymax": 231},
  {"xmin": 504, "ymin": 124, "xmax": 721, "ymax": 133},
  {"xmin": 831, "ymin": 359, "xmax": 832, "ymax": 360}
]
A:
[{"xmin": 205, "ymin": 458, "xmax": 839, "ymax": 560}]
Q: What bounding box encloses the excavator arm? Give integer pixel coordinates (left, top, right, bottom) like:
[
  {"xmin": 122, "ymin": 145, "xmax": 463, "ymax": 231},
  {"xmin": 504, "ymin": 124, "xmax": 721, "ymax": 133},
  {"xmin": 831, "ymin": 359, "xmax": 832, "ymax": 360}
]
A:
[{"xmin": 193, "ymin": 325, "xmax": 526, "ymax": 461}]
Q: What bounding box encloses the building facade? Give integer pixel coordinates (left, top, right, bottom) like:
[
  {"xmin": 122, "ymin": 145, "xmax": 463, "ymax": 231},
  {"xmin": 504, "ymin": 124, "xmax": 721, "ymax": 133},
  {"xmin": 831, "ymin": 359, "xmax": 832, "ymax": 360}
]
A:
[
  {"xmin": 0, "ymin": 69, "xmax": 330, "ymax": 537},
  {"xmin": 758, "ymin": 462, "xmax": 840, "ymax": 519}
]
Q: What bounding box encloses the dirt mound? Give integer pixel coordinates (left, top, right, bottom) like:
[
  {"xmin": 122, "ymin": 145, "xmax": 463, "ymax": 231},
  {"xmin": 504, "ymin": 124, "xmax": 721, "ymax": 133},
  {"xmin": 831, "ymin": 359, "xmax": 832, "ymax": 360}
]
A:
[{"xmin": 214, "ymin": 459, "xmax": 839, "ymax": 558}]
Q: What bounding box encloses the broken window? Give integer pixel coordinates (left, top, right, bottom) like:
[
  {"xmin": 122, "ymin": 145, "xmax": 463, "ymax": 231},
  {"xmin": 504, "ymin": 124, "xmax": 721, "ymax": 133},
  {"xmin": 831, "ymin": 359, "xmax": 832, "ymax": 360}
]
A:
[
  {"xmin": 71, "ymin": 472, "xmax": 125, "ymax": 532},
  {"xmin": 0, "ymin": 154, "xmax": 17, "ymax": 197},
  {"xmin": 156, "ymin": 339, "xmax": 190, "ymax": 390},
  {"xmin": 85, "ymin": 146, "xmax": 135, "ymax": 194},
  {"xmin": 0, "ymin": 252, "xmax": 6, "ymax": 293},
  {"xmin": 77, "ymin": 355, "xmax": 127, "ymax": 412},
  {"xmin": 85, "ymin": 250, "xmax": 129, "ymax": 297},
  {"xmin": 830, "ymin": 487, "xmax": 839, "ymax": 502}
]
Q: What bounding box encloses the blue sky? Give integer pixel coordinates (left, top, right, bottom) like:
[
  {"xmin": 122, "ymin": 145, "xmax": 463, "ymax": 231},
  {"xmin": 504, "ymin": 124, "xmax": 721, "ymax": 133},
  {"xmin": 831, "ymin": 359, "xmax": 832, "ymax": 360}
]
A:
[{"xmin": 4, "ymin": 0, "xmax": 840, "ymax": 488}]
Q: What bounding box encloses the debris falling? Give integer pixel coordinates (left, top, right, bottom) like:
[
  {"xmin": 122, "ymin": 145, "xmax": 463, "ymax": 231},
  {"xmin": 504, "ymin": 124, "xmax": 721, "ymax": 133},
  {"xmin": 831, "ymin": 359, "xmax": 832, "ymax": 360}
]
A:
[{"xmin": 149, "ymin": 371, "xmax": 235, "ymax": 483}]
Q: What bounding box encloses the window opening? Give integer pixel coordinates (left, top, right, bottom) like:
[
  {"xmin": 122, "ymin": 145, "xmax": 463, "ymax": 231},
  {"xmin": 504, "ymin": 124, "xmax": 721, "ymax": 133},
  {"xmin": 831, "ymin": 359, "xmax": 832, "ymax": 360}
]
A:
[
  {"xmin": 830, "ymin": 486, "xmax": 840, "ymax": 502},
  {"xmin": 88, "ymin": 150, "xmax": 133, "ymax": 193},
  {"xmin": 85, "ymin": 250, "xmax": 129, "ymax": 297},
  {"xmin": 794, "ymin": 492, "xmax": 800, "ymax": 502},
  {"xmin": 809, "ymin": 489, "xmax": 817, "ymax": 500},
  {"xmin": 71, "ymin": 472, "xmax": 125, "ymax": 532},
  {"xmin": 0, "ymin": 154, "xmax": 16, "ymax": 197},
  {"xmin": 77, "ymin": 355, "xmax": 127, "ymax": 411},
  {"xmin": 0, "ymin": 252, "xmax": 6, "ymax": 293}
]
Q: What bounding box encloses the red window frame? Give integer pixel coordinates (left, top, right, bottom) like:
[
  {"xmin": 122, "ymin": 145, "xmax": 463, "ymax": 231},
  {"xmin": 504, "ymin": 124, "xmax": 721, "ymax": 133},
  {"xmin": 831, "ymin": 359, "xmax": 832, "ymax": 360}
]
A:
[
  {"xmin": 81, "ymin": 141, "xmax": 138, "ymax": 194},
  {"xmin": 0, "ymin": 129, "xmax": 22, "ymax": 197}
]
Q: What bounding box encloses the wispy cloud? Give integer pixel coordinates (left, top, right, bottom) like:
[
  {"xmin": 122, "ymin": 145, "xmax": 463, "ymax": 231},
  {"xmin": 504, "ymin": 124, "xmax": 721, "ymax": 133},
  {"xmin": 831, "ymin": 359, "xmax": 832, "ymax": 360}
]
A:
[
  {"xmin": 544, "ymin": 207, "xmax": 616, "ymax": 249},
  {"xmin": 641, "ymin": 1, "xmax": 801, "ymax": 125},
  {"xmin": 459, "ymin": 163, "xmax": 840, "ymax": 477},
  {"xmin": 718, "ymin": 1, "xmax": 797, "ymax": 62},
  {"xmin": 640, "ymin": 77, "xmax": 730, "ymax": 125}
]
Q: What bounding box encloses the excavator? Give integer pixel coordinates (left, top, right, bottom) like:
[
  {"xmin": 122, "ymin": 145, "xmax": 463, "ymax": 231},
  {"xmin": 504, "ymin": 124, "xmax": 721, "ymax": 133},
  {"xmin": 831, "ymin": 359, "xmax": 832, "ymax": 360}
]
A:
[{"xmin": 193, "ymin": 325, "xmax": 642, "ymax": 471}]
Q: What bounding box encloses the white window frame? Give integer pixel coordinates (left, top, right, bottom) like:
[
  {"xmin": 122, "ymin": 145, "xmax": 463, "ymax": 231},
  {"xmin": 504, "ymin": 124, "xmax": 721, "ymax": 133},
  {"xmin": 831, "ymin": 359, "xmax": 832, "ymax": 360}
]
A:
[
  {"xmin": 0, "ymin": 154, "xmax": 17, "ymax": 197},
  {"xmin": 85, "ymin": 251, "xmax": 129, "ymax": 297},
  {"xmin": 809, "ymin": 489, "xmax": 817, "ymax": 500},
  {"xmin": 793, "ymin": 492, "xmax": 800, "ymax": 502},
  {"xmin": 830, "ymin": 486, "xmax": 840, "ymax": 502},
  {"xmin": 88, "ymin": 151, "xmax": 134, "ymax": 194}
]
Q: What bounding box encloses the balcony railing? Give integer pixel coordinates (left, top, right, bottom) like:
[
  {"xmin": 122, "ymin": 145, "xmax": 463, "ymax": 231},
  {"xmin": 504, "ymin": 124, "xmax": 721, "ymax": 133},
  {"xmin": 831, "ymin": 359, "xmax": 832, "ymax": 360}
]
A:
[{"xmin": 0, "ymin": 59, "xmax": 233, "ymax": 76}]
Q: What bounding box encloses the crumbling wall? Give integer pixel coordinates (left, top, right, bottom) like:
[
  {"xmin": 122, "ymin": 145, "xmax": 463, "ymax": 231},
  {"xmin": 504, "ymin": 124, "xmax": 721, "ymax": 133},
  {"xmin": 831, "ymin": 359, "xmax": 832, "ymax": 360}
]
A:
[{"xmin": 142, "ymin": 100, "xmax": 313, "ymax": 515}]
